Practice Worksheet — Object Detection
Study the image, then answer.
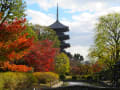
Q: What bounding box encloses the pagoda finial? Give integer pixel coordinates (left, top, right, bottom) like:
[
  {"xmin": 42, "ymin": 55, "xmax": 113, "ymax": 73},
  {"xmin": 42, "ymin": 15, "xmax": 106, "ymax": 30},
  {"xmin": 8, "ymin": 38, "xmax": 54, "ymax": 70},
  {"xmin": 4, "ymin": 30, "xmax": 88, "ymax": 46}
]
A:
[{"xmin": 57, "ymin": 2, "xmax": 59, "ymax": 21}]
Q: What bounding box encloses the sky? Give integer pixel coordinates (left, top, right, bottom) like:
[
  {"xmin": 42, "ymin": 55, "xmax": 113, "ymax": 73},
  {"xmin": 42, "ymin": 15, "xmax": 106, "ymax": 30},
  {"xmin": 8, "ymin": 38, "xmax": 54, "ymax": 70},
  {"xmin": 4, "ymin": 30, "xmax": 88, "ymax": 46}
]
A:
[{"xmin": 26, "ymin": 0, "xmax": 120, "ymax": 60}]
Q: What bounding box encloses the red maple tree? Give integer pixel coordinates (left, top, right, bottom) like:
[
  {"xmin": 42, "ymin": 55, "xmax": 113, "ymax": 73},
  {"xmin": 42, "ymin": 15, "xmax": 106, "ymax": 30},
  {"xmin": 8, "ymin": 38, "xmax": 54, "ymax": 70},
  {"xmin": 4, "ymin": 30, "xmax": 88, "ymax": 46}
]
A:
[
  {"xmin": 0, "ymin": 15, "xmax": 33, "ymax": 72},
  {"xmin": 24, "ymin": 40, "xmax": 58, "ymax": 72},
  {"xmin": 91, "ymin": 61, "xmax": 103, "ymax": 73}
]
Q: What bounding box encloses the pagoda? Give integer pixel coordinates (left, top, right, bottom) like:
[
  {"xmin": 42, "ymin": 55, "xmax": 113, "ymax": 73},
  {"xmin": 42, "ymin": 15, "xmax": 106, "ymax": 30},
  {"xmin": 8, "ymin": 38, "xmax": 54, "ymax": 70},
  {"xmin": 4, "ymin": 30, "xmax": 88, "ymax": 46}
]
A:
[{"xmin": 49, "ymin": 3, "xmax": 70, "ymax": 53}]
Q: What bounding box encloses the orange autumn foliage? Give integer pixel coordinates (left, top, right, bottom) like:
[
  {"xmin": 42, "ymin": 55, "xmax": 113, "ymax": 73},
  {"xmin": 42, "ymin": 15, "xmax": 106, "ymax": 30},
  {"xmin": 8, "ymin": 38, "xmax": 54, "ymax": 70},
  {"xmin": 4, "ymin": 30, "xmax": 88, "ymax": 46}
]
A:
[
  {"xmin": 3, "ymin": 61, "xmax": 32, "ymax": 72},
  {"xmin": 0, "ymin": 18, "xmax": 33, "ymax": 62},
  {"xmin": 7, "ymin": 33, "xmax": 33, "ymax": 61},
  {"xmin": 24, "ymin": 40, "xmax": 58, "ymax": 72},
  {"xmin": 91, "ymin": 61, "xmax": 104, "ymax": 73},
  {"xmin": 0, "ymin": 12, "xmax": 2, "ymax": 20},
  {"xmin": 0, "ymin": 18, "xmax": 26, "ymax": 41},
  {"xmin": 0, "ymin": 14, "xmax": 34, "ymax": 72}
]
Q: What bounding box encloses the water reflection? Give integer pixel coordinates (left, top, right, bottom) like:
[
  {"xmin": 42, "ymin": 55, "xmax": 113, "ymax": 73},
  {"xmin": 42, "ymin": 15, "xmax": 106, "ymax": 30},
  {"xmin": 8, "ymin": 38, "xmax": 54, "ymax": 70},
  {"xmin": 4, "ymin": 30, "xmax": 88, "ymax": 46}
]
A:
[
  {"xmin": 64, "ymin": 82, "xmax": 104, "ymax": 88},
  {"xmin": 68, "ymin": 82, "xmax": 93, "ymax": 86}
]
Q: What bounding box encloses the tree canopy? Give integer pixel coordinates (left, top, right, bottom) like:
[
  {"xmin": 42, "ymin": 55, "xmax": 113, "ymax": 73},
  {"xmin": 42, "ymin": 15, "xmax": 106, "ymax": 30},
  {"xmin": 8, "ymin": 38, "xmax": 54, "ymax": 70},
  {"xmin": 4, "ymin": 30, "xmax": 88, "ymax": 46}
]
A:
[
  {"xmin": 24, "ymin": 40, "xmax": 58, "ymax": 72},
  {"xmin": 22, "ymin": 23, "xmax": 38, "ymax": 41},
  {"xmin": 0, "ymin": 14, "xmax": 33, "ymax": 72},
  {"xmin": 0, "ymin": 0, "xmax": 26, "ymax": 24},
  {"xmin": 33, "ymin": 24, "xmax": 60, "ymax": 48},
  {"xmin": 55, "ymin": 53, "xmax": 70, "ymax": 74},
  {"xmin": 89, "ymin": 13, "xmax": 120, "ymax": 69},
  {"xmin": 73, "ymin": 53, "xmax": 84, "ymax": 62}
]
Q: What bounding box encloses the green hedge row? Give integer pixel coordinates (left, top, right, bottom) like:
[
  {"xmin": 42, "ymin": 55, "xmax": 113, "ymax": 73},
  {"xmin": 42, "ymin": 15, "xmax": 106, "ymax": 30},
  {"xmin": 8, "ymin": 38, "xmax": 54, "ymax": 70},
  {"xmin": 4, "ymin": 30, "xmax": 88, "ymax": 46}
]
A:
[
  {"xmin": 33, "ymin": 72, "xmax": 59, "ymax": 84},
  {"xmin": 0, "ymin": 72, "xmax": 59, "ymax": 90},
  {"xmin": 0, "ymin": 72, "xmax": 35, "ymax": 90}
]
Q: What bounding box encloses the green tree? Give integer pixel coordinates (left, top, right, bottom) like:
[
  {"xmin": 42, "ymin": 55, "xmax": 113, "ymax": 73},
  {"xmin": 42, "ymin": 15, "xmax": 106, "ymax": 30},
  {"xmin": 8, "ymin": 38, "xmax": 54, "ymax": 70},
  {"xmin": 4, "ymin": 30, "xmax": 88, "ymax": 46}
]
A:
[
  {"xmin": 22, "ymin": 23, "xmax": 38, "ymax": 41},
  {"xmin": 55, "ymin": 53, "xmax": 70, "ymax": 75},
  {"xmin": 89, "ymin": 13, "xmax": 120, "ymax": 70},
  {"xmin": 0, "ymin": 0, "xmax": 26, "ymax": 24},
  {"xmin": 73, "ymin": 53, "xmax": 84, "ymax": 62},
  {"xmin": 33, "ymin": 24, "xmax": 60, "ymax": 48}
]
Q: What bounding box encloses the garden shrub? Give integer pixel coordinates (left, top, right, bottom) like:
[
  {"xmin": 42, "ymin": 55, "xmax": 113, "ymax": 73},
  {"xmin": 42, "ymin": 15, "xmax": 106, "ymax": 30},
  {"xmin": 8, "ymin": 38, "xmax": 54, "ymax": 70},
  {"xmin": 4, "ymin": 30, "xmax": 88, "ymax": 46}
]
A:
[
  {"xmin": 0, "ymin": 72, "xmax": 35, "ymax": 90},
  {"xmin": 87, "ymin": 76, "xmax": 93, "ymax": 81},
  {"xmin": 65, "ymin": 72, "xmax": 70, "ymax": 75},
  {"xmin": 59, "ymin": 75, "xmax": 65, "ymax": 80},
  {"xmin": 78, "ymin": 75, "xmax": 93, "ymax": 80},
  {"xmin": 92, "ymin": 74, "xmax": 100, "ymax": 81},
  {"xmin": 0, "ymin": 77, "xmax": 4, "ymax": 90},
  {"xmin": 17, "ymin": 72, "xmax": 37, "ymax": 88},
  {"xmin": 81, "ymin": 76, "xmax": 86, "ymax": 80},
  {"xmin": 78, "ymin": 75, "xmax": 84, "ymax": 80},
  {"xmin": 65, "ymin": 75, "xmax": 72, "ymax": 80},
  {"xmin": 72, "ymin": 75, "xmax": 77, "ymax": 80},
  {"xmin": 33, "ymin": 72, "xmax": 59, "ymax": 84}
]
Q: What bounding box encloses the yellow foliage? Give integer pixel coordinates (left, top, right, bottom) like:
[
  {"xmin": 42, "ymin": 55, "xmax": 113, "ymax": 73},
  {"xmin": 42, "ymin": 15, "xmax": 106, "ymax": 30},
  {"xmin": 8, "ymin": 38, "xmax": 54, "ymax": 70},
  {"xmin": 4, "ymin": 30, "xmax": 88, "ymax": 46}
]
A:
[{"xmin": 33, "ymin": 72, "xmax": 59, "ymax": 84}]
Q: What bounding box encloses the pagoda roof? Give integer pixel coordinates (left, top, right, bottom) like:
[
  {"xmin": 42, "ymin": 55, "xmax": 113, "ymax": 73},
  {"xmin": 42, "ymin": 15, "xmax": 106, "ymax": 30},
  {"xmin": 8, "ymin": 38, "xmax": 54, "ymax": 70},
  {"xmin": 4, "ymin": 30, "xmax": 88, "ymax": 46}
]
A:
[{"xmin": 50, "ymin": 20, "xmax": 68, "ymax": 29}]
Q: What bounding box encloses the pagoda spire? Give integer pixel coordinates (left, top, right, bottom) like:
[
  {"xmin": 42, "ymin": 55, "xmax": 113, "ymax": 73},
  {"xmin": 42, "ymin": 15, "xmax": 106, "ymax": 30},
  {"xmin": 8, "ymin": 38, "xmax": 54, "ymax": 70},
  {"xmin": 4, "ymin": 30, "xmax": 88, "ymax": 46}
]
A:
[
  {"xmin": 57, "ymin": 2, "xmax": 59, "ymax": 21},
  {"xmin": 49, "ymin": 0, "xmax": 70, "ymax": 53}
]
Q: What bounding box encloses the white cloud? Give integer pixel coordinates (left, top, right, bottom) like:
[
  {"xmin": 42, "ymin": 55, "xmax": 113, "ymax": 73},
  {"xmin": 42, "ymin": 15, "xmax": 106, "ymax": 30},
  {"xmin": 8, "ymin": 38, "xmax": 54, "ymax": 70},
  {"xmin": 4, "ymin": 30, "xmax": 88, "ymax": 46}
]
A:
[
  {"xmin": 26, "ymin": 9, "xmax": 93, "ymax": 58},
  {"xmin": 61, "ymin": 6, "xmax": 120, "ymax": 58},
  {"xmin": 26, "ymin": 0, "xmax": 56, "ymax": 11},
  {"xmin": 26, "ymin": 0, "xmax": 108, "ymax": 12},
  {"xmin": 26, "ymin": 9, "xmax": 55, "ymax": 26},
  {"xmin": 65, "ymin": 45, "xmax": 89, "ymax": 60},
  {"xmin": 26, "ymin": 0, "xmax": 120, "ymax": 13},
  {"xmin": 26, "ymin": 0, "xmax": 120, "ymax": 59},
  {"xmin": 60, "ymin": 12, "xmax": 96, "ymax": 34}
]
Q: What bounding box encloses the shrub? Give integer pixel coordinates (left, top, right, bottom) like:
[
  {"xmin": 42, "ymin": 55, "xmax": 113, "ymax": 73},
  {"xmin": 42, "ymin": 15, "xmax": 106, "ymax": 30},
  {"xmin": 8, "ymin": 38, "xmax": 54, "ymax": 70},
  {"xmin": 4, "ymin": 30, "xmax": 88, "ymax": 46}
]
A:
[
  {"xmin": 65, "ymin": 72, "xmax": 70, "ymax": 75},
  {"xmin": 87, "ymin": 76, "xmax": 93, "ymax": 81},
  {"xmin": 0, "ymin": 72, "xmax": 35, "ymax": 90},
  {"xmin": 33, "ymin": 72, "xmax": 59, "ymax": 84},
  {"xmin": 81, "ymin": 76, "xmax": 86, "ymax": 80},
  {"xmin": 78, "ymin": 75, "xmax": 93, "ymax": 80},
  {"xmin": 92, "ymin": 73, "xmax": 100, "ymax": 81},
  {"xmin": 72, "ymin": 75, "xmax": 77, "ymax": 80},
  {"xmin": 65, "ymin": 76, "xmax": 72, "ymax": 80},
  {"xmin": 59, "ymin": 75, "xmax": 65, "ymax": 80}
]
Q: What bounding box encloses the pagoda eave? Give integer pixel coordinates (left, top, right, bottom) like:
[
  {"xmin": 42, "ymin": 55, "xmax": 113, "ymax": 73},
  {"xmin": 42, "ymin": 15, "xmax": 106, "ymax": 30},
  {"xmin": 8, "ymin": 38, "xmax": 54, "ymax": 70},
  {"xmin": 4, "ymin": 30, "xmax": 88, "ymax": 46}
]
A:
[
  {"xmin": 51, "ymin": 28, "xmax": 69, "ymax": 32},
  {"xmin": 61, "ymin": 43, "xmax": 70, "ymax": 48},
  {"xmin": 59, "ymin": 35, "xmax": 70, "ymax": 40}
]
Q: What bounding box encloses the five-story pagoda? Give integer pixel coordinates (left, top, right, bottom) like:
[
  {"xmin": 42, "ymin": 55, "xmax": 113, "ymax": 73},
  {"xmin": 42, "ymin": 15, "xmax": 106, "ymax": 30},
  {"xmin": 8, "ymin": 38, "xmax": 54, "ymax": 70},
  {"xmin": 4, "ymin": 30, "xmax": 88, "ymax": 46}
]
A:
[{"xmin": 49, "ymin": 4, "xmax": 70, "ymax": 53}]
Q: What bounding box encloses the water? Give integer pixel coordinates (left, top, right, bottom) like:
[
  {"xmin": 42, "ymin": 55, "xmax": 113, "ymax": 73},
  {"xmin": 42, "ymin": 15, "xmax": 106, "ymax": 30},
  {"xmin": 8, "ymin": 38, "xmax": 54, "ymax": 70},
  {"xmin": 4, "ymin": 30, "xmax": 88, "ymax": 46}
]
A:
[
  {"xmin": 68, "ymin": 82, "xmax": 93, "ymax": 86},
  {"xmin": 63, "ymin": 81, "xmax": 105, "ymax": 88}
]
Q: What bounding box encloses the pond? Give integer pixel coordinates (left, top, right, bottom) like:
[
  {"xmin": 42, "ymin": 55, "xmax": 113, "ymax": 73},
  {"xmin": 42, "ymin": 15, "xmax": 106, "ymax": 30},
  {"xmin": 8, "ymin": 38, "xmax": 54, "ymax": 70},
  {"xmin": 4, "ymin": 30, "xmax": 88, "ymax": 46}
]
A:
[
  {"xmin": 63, "ymin": 81, "xmax": 107, "ymax": 88},
  {"xmin": 68, "ymin": 82, "xmax": 96, "ymax": 86}
]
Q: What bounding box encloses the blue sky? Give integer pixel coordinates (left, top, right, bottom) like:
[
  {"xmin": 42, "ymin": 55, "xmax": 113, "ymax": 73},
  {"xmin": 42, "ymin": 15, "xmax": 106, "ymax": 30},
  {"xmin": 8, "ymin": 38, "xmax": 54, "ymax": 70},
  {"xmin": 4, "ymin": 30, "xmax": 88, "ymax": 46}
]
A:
[{"xmin": 26, "ymin": 0, "xmax": 120, "ymax": 60}]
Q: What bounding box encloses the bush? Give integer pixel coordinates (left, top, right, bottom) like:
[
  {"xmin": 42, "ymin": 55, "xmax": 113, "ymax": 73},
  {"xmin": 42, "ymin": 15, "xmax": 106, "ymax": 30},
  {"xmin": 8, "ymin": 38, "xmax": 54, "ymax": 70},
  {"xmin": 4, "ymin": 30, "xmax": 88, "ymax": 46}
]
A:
[
  {"xmin": 92, "ymin": 73, "xmax": 100, "ymax": 81},
  {"xmin": 0, "ymin": 72, "xmax": 35, "ymax": 90},
  {"xmin": 59, "ymin": 75, "xmax": 65, "ymax": 80},
  {"xmin": 87, "ymin": 76, "xmax": 93, "ymax": 81},
  {"xmin": 77, "ymin": 75, "xmax": 93, "ymax": 80},
  {"xmin": 72, "ymin": 76, "xmax": 77, "ymax": 80},
  {"xmin": 65, "ymin": 72, "xmax": 70, "ymax": 75},
  {"xmin": 33, "ymin": 72, "xmax": 59, "ymax": 84}
]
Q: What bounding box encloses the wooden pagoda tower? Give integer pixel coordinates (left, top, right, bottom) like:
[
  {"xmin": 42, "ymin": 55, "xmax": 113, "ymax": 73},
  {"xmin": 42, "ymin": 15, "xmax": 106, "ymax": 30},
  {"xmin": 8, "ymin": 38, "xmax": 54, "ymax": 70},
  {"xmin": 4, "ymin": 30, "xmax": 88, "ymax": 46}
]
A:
[{"xmin": 49, "ymin": 3, "xmax": 70, "ymax": 53}]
